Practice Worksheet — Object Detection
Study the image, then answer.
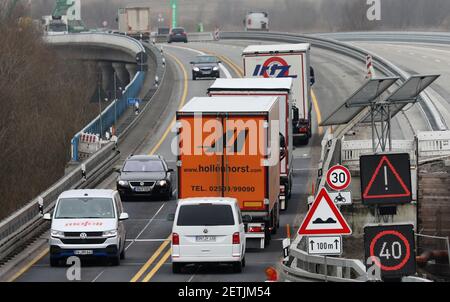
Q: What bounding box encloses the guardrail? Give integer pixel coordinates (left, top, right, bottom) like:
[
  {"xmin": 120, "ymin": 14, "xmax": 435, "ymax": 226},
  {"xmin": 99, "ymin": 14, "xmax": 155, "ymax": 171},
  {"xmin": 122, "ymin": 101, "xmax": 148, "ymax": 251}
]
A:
[{"xmin": 220, "ymin": 31, "xmax": 447, "ymax": 132}]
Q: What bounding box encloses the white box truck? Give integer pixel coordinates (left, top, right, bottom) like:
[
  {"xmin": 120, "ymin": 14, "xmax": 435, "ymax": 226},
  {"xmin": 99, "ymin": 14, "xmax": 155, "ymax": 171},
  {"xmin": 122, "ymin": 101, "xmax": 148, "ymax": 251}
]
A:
[
  {"xmin": 207, "ymin": 78, "xmax": 294, "ymax": 210},
  {"xmin": 242, "ymin": 44, "xmax": 315, "ymax": 145},
  {"xmin": 118, "ymin": 6, "xmax": 151, "ymax": 41},
  {"xmin": 244, "ymin": 12, "xmax": 269, "ymax": 31}
]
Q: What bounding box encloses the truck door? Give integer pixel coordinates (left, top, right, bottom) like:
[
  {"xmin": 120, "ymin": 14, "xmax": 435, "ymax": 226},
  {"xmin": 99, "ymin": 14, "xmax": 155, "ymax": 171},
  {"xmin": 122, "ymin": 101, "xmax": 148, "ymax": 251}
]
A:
[
  {"xmin": 178, "ymin": 116, "xmax": 223, "ymax": 198},
  {"xmin": 223, "ymin": 115, "xmax": 266, "ymax": 211}
]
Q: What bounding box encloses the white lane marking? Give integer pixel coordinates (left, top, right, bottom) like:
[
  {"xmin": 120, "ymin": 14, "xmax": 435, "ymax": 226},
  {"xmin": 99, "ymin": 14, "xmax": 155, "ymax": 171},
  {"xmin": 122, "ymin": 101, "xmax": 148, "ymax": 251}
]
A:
[
  {"xmin": 125, "ymin": 239, "xmax": 168, "ymax": 242},
  {"xmin": 125, "ymin": 203, "xmax": 165, "ymax": 250},
  {"xmin": 435, "ymin": 59, "xmax": 441, "ymax": 63},
  {"xmin": 187, "ymin": 274, "xmax": 196, "ymax": 282},
  {"xmin": 164, "ymin": 44, "xmax": 232, "ymax": 79},
  {"xmin": 92, "ymin": 271, "xmax": 104, "ymax": 282}
]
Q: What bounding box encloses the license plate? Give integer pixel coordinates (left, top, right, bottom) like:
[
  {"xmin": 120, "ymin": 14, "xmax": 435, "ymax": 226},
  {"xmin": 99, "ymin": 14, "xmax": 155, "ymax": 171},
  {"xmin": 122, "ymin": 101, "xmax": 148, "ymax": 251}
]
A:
[
  {"xmin": 134, "ymin": 186, "xmax": 151, "ymax": 192},
  {"xmin": 74, "ymin": 250, "xmax": 93, "ymax": 255},
  {"xmin": 196, "ymin": 236, "xmax": 216, "ymax": 242}
]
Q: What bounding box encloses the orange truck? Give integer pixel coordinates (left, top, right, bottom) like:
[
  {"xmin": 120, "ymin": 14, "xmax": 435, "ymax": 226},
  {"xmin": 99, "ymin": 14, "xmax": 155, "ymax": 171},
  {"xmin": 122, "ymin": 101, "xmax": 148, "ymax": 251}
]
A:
[
  {"xmin": 176, "ymin": 96, "xmax": 281, "ymax": 249},
  {"xmin": 207, "ymin": 78, "xmax": 294, "ymax": 211}
]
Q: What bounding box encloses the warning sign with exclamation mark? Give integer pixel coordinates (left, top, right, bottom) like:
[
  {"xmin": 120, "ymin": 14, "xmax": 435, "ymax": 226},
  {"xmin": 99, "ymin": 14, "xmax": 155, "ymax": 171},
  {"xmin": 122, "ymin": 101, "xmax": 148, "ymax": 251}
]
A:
[{"xmin": 360, "ymin": 153, "xmax": 412, "ymax": 205}]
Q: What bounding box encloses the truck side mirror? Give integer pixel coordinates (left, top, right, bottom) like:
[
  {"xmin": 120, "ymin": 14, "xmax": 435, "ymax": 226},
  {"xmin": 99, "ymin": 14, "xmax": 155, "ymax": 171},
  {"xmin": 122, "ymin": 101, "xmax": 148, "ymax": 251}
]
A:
[
  {"xmin": 167, "ymin": 168, "xmax": 174, "ymax": 173},
  {"xmin": 119, "ymin": 213, "xmax": 129, "ymax": 221},
  {"xmin": 310, "ymin": 66, "xmax": 315, "ymax": 86},
  {"xmin": 43, "ymin": 213, "xmax": 52, "ymax": 221},
  {"xmin": 292, "ymin": 106, "xmax": 299, "ymax": 122}
]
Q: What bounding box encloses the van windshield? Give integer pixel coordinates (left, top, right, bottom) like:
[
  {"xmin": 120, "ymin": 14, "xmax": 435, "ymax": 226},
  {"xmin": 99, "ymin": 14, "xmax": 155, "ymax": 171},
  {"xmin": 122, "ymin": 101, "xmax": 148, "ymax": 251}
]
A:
[
  {"xmin": 55, "ymin": 197, "xmax": 115, "ymax": 219},
  {"xmin": 177, "ymin": 204, "xmax": 234, "ymax": 226}
]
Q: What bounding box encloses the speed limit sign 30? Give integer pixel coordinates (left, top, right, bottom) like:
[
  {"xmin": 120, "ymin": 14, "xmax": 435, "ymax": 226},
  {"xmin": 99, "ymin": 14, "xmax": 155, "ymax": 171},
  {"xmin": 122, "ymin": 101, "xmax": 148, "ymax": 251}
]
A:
[{"xmin": 326, "ymin": 165, "xmax": 351, "ymax": 191}]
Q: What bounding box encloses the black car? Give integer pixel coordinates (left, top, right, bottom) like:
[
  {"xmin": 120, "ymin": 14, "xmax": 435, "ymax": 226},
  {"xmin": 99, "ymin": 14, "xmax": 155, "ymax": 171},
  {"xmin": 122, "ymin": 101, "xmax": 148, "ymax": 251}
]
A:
[
  {"xmin": 116, "ymin": 155, "xmax": 174, "ymax": 200},
  {"xmin": 190, "ymin": 55, "xmax": 221, "ymax": 80},
  {"xmin": 167, "ymin": 27, "xmax": 188, "ymax": 43}
]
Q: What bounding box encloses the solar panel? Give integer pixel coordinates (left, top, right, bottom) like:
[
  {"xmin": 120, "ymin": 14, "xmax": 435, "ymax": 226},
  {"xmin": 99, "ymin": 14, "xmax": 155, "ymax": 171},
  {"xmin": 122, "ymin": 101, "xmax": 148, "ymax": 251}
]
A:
[
  {"xmin": 387, "ymin": 74, "xmax": 440, "ymax": 103},
  {"xmin": 320, "ymin": 77, "xmax": 398, "ymax": 126}
]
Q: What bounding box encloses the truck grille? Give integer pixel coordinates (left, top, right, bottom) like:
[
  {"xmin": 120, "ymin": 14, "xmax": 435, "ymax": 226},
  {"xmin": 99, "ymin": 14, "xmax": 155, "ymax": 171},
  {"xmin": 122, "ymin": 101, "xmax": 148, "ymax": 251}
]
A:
[
  {"xmin": 130, "ymin": 181, "xmax": 155, "ymax": 187},
  {"xmin": 64, "ymin": 232, "xmax": 103, "ymax": 237},
  {"xmin": 60, "ymin": 238, "xmax": 107, "ymax": 245}
]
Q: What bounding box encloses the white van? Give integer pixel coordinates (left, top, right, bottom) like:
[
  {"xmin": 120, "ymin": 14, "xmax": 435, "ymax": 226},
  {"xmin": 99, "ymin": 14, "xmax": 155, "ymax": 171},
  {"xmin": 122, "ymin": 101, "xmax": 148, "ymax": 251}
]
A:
[
  {"xmin": 43, "ymin": 189, "xmax": 129, "ymax": 266},
  {"xmin": 171, "ymin": 198, "xmax": 246, "ymax": 273}
]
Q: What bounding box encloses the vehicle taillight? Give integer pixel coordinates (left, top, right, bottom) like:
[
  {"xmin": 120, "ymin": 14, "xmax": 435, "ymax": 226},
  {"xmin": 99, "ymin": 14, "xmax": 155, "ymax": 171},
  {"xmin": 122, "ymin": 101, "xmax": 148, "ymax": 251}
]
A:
[
  {"xmin": 299, "ymin": 127, "xmax": 308, "ymax": 133},
  {"xmin": 172, "ymin": 233, "xmax": 179, "ymax": 245},
  {"xmin": 232, "ymin": 232, "xmax": 240, "ymax": 244},
  {"xmin": 248, "ymin": 226, "xmax": 263, "ymax": 233}
]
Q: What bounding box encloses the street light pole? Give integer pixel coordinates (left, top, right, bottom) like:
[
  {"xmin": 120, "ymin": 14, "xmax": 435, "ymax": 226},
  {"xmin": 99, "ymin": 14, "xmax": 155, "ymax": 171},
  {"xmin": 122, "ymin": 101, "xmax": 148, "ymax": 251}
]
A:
[
  {"xmin": 98, "ymin": 72, "xmax": 103, "ymax": 137},
  {"xmin": 114, "ymin": 71, "xmax": 117, "ymax": 127}
]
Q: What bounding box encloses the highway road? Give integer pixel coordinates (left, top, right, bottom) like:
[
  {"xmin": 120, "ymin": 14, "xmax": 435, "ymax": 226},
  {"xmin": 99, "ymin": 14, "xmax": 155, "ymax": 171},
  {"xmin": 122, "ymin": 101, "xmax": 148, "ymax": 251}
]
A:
[
  {"xmin": 352, "ymin": 42, "xmax": 450, "ymax": 129},
  {"xmin": 13, "ymin": 40, "xmax": 376, "ymax": 282}
]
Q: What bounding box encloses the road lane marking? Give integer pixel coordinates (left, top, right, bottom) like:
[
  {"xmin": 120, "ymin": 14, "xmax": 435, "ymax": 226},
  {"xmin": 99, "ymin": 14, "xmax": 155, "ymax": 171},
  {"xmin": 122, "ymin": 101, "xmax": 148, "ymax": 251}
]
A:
[
  {"xmin": 311, "ymin": 89, "xmax": 323, "ymax": 135},
  {"xmin": 125, "ymin": 203, "xmax": 165, "ymax": 250},
  {"xmin": 130, "ymin": 236, "xmax": 171, "ymax": 282},
  {"xmin": 142, "ymin": 249, "xmax": 172, "ymax": 282},
  {"xmin": 126, "ymin": 238, "xmax": 169, "ymax": 242},
  {"xmin": 8, "ymin": 247, "xmax": 49, "ymax": 282}
]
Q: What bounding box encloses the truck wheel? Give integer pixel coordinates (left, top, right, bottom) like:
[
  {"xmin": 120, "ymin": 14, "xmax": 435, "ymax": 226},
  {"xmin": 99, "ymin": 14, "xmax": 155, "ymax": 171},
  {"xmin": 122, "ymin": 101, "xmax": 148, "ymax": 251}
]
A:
[
  {"xmin": 172, "ymin": 263, "xmax": 182, "ymax": 274},
  {"xmin": 264, "ymin": 228, "xmax": 272, "ymax": 246},
  {"xmin": 192, "ymin": 74, "xmax": 197, "ymax": 81},
  {"xmin": 271, "ymin": 208, "xmax": 278, "ymax": 235},
  {"xmin": 233, "ymin": 261, "xmax": 243, "ymax": 273},
  {"xmin": 242, "ymin": 256, "xmax": 246, "ymax": 268},
  {"xmin": 120, "ymin": 247, "xmax": 126, "ymax": 260}
]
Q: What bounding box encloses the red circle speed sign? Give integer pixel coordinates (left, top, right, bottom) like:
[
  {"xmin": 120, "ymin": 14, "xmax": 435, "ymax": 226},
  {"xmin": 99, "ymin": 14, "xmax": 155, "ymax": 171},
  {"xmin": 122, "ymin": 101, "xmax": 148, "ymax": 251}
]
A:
[
  {"xmin": 369, "ymin": 230, "xmax": 411, "ymax": 271},
  {"xmin": 326, "ymin": 165, "xmax": 351, "ymax": 191}
]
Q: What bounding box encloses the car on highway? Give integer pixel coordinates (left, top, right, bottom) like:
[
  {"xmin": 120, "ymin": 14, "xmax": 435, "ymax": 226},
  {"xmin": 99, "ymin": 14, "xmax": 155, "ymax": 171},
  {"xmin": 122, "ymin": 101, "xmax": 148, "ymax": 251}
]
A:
[
  {"xmin": 190, "ymin": 55, "xmax": 221, "ymax": 80},
  {"xmin": 171, "ymin": 198, "xmax": 246, "ymax": 274},
  {"xmin": 167, "ymin": 27, "xmax": 188, "ymax": 43},
  {"xmin": 43, "ymin": 189, "xmax": 129, "ymax": 267},
  {"xmin": 116, "ymin": 154, "xmax": 174, "ymax": 200}
]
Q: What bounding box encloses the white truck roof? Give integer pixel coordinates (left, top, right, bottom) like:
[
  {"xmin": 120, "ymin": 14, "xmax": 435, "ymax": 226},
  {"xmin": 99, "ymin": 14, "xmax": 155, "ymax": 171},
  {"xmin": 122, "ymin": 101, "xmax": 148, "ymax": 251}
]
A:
[
  {"xmin": 243, "ymin": 43, "xmax": 310, "ymax": 55},
  {"xmin": 208, "ymin": 78, "xmax": 293, "ymax": 91},
  {"xmin": 179, "ymin": 96, "xmax": 278, "ymax": 113}
]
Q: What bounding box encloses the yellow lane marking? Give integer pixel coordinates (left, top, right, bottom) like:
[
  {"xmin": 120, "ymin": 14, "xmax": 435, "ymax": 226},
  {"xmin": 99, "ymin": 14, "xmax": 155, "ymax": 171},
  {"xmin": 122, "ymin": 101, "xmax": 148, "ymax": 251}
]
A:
[
  {"xmin": 130, "ymin": 51, "xmax": 189, "ymax": 282},
  {"xmin": 130, "ymin": 237, "xmax": 171, "ymax": 282},
  {"xmin": 311, "ymin": 89, "xmax": 323, "ymax": 135},
  {"xmin": 8, "ymin": 247, "xmax": 49, "ymax": 282},
  {"xmin": 148, "ymin": 52, "xmax": 189, "ymax": 155},
  {"xmin": 142, "ymin": 249, "xmax": 172, "ymax": 282}
]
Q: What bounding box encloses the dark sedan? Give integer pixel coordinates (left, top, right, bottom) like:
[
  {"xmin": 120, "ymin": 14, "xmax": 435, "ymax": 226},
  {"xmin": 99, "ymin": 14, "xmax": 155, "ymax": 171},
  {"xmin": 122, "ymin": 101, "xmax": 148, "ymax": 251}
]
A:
[
  {"xmin": 190, "ymin": 55, "xmax": 221, "ymax": 80},
  {"xmin": 116, "ymin": 155, "xmax": 174, "ymax": 201},
  {"xmin": 167, "ymin": 27, "xmax": 188, "ymax": 43}
]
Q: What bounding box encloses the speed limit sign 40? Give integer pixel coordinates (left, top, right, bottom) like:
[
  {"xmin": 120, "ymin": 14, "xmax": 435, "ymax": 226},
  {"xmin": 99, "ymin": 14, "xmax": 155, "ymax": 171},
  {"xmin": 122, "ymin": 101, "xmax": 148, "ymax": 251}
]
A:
[{"xmin": 326, "ymin": 165, "xmax": 351, "ymax": 191}]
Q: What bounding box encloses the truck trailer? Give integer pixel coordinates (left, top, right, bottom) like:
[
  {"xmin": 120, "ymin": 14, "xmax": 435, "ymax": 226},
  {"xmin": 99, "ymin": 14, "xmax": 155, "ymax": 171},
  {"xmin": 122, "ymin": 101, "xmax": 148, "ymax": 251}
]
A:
[
  {"xmin": 118, "ymin": 6, "xmax": 151, "ymax": 41},
  {"xmin": 244, "ymin": 12, "xmax": 269, "ymax": 31},
  {"xmin": 176, "ymin": 96, "xmax": 281, "ymax": 249},
  {"xmin": 207, "ymin": 78, "xmax": 294, "ymax": 211},
  {"xmin": 242, "ymin": 44, "xmax": 315, "ymax": 145}
]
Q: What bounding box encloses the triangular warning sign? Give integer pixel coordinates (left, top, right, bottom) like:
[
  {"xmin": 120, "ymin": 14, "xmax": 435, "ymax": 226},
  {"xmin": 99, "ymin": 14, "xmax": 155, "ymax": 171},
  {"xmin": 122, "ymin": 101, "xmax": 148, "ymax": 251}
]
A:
[
  {"xmin": 363, "ymin": 155, "xmax": 411, "ymax": 199},
  {"xmin": 298, "ymin": 188, "xmax": 352, "ymax": 236}
]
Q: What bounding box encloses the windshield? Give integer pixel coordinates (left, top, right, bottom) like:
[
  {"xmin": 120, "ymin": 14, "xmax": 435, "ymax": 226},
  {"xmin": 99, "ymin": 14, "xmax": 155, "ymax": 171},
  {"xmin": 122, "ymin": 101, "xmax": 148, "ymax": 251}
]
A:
[
  {"xmin": 172, "ymin": 28, "xmax": 185, "ymax": 34},
  {"xmin": 123, "ymin": 160, "xmax": 165, "ymax": 172},
  {"xmin": 48, "ymin": 23, "xmax": 67, "ymax": 32},
  {"xmin": 195, "ymin": 56, "xmax": 218, "ymax": 64},
  {"xmin": 177, "ymin": 204, "xmax": 235, "ymax": 226},
  {"xmin": 55, "ymin": 197, "xmax": 115, "ymax": 219}
]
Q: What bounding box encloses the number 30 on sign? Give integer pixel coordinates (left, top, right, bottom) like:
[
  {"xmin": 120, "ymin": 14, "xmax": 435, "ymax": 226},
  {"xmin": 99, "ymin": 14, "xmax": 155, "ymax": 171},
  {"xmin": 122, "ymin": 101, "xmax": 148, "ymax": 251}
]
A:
[{"xmin": 326, "ymin": 165, "xmax": 351, "ymax": 191}]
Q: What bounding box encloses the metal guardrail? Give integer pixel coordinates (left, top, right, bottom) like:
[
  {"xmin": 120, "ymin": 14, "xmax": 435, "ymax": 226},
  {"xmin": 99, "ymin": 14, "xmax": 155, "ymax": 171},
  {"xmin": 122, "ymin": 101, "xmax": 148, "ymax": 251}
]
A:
[{"xmin": 220, "ymin": 31, "xmax": 447, "ymax": 132}]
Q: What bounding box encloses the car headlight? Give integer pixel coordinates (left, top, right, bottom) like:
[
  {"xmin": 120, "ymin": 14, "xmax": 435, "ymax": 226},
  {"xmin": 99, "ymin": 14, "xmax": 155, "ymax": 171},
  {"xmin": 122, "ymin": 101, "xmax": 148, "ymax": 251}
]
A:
[
  {"xmin": 158, "ymin": 180, "xmax": 167, "ymax": 186},
  {"xmin": 103, "ymin": 230, "xmax": 118, "ymax": 237},
  {"xmin": 117, "ymin": 180, "xmax": 129, "ymax": 187},
  {"xmin": 51, "ymin": 230, "xmax": 64, "ymax": 238},
  {"xmin": 213, "ymin": 66, "xmax": 219, "ymax": 71},
  {"xmin": 193, "ymin": 67, "xmax": 200, "ymax": 72}
]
